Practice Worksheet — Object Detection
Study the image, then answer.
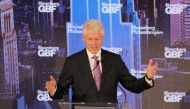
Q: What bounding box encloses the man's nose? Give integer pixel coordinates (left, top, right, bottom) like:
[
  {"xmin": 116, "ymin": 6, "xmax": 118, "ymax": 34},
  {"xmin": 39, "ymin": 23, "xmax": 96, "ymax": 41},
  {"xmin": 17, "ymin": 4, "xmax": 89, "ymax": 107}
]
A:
[{"xmin": 91, "ymin": 40, "xmax": 97, "ymax": 45}]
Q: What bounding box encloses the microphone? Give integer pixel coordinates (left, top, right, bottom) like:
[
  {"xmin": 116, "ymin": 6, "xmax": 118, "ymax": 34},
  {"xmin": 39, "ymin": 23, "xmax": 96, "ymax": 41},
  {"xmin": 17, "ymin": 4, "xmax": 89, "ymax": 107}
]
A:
[
  {"xmin": 91, "ymin": 60, "xmax": 100, "ymax": 71},
  {"xmin": 118, "ymin": 84, "xmax": 127, "ymax": 103},
  {"xmin": 72, "ymin": 60, "xmax": 100, "ymax": 87}
]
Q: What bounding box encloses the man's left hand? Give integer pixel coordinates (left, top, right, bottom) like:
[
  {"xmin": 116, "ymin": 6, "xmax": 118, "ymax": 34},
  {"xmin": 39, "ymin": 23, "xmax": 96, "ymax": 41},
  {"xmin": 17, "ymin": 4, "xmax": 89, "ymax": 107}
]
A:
[{"xmin": 146, "ymin": 59, "xmax": 158, "ymax": 80}]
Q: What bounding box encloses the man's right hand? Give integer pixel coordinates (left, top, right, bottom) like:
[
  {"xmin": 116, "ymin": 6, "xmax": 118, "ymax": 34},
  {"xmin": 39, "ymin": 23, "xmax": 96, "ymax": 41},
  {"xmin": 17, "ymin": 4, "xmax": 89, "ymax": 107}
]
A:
[{"xmin": 45, "ymin": 75, "xmax": 57, "ymax": 95}]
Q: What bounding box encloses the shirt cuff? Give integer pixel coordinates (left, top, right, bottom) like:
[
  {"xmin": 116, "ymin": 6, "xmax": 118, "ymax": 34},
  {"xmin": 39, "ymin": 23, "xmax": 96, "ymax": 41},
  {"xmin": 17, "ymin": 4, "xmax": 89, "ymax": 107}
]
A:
[{"xmin": 145, "ymin": 76, "xmax": 153, "ymax": 86}]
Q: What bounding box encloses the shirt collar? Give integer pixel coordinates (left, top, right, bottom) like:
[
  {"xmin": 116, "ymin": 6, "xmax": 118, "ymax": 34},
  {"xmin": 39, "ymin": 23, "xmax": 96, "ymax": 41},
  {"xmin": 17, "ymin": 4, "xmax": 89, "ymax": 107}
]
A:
[{"xmin": 86, "ymin": 48, "xmax": 101, "ymax": 60}]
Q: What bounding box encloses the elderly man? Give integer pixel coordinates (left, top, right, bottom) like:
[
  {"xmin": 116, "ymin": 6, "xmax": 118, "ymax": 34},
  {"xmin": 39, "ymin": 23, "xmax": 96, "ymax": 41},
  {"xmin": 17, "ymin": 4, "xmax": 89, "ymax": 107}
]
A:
[{"xmin": 45, "ymin": 19, "xmax": 158, "ymax": 103}]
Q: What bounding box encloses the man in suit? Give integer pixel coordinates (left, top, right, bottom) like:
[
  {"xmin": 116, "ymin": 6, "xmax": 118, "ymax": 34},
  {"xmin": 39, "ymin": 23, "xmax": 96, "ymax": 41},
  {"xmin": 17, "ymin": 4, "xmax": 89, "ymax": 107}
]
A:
[{"xmin": 45, "ymin": 19, "xmax": 158, "ymax": 103}]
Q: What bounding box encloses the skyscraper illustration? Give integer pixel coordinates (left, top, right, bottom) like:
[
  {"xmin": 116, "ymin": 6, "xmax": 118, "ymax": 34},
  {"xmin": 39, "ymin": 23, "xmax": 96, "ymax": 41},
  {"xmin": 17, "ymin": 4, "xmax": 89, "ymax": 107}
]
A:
[{"xmin": 0, "ymin": 0, "xmax": 20, "ymax": 94}]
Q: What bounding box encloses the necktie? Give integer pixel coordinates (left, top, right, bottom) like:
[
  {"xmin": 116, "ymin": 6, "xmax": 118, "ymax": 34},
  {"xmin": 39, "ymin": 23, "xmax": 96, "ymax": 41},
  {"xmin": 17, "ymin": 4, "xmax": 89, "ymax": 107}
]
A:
[{"xmin": 92, "ymin": 55, "xmax": 101, "ymax": 91}]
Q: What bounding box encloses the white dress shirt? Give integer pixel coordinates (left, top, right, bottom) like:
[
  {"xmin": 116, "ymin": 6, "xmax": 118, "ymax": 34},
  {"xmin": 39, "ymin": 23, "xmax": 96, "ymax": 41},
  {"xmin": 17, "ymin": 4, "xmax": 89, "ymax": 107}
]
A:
[{"xmin": 86, "ymin": 49, "xmax": 102, "ymax": 78}]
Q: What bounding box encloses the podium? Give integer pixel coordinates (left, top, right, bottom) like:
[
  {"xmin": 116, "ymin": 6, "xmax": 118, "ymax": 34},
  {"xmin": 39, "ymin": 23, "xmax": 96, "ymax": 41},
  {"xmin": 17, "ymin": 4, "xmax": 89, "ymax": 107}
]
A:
[{"xmin": 58, "ymin": 102, "xmax": 132, "ymax": 109}]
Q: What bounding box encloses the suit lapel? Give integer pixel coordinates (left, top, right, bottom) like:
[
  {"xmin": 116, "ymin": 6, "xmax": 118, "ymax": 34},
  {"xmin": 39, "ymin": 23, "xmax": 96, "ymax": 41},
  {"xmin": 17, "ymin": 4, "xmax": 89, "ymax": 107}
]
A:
[
  {"xmin": 80, "ymin": 49, "xmax": 94, "ymax": 80},
  {"xmin": 99, "ymin": 49, "xmax": 110, "ymax": 92},
  {"xmin": 79, "ymin": 49, "xmax": 97, "ymax": 92}
]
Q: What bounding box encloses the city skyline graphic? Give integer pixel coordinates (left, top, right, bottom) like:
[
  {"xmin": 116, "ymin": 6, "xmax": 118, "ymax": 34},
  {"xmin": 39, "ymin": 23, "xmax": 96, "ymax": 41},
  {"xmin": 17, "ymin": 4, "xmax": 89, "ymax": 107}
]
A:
[{"xmin": 0, "ymin": 0, "xmax": 189, "ymax": 109}]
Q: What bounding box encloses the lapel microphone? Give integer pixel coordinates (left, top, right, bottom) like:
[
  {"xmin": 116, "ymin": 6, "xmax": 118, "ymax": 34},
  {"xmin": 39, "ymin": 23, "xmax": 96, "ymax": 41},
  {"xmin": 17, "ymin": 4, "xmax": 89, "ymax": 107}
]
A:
[
  {"xmin": 71, "ymin": 61, "xmax": 100, "ymax": 87},
  {"xmin": 91, "ymin": 60, "xmax": 100, "ymax": 71}
]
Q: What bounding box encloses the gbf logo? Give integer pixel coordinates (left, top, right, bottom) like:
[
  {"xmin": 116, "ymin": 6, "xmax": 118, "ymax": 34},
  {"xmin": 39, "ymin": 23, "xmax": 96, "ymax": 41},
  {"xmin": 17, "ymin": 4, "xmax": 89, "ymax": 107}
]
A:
[
  {"xmin": 37, "ymin": 90, "xmax": 52, "ymax": 101},
  {"xmin": 165, "ymin": 3, "xmax": 188, "ymax": 14},
  {"xmin": 38, "ymin": 1, "xmax": 59, "ymax": 13},
  {"xmin": 37, "ymin": 46, "xmax": 59, "ymax": 57},
  {"xmin": 164, "ymin": 47, "xmax": 186, "ymax": 58},
  {"xmin": 101, "ymin": 2, "xmax": 122, "ymax": 14},
  {"xmin": 164, "ymin": 91, "xmax": 186, "ymax": 103}
]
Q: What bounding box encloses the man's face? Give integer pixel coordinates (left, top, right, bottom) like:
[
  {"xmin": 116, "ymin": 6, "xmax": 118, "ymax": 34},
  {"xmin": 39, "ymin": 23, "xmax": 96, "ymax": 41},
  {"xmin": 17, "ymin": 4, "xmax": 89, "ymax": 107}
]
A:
[{"xmin": 83, "ymin": 33, "xmax": 104, "ymax": 54}]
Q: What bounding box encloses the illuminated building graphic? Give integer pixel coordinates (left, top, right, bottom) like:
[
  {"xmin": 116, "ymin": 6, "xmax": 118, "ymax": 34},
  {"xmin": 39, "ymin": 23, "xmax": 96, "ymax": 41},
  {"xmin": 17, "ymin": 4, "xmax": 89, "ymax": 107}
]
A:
[
  {"xmin": 66, "ymin": 0, "xmax": 141, "ymax": 109},
  {"xmin": 170, "ymin": 0, "xmax": 190, "ymax": 44},
  {"xmin": 0, "ymin": 0, "xmax": 20, "ymax": 94}
]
